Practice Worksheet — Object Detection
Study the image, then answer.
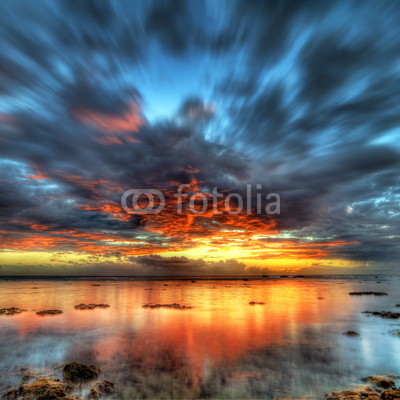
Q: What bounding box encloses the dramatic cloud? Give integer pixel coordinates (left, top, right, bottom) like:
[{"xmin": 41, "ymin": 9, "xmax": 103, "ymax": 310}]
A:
[{"xmin": 0, "ymin": 0, "xmax": 399, "ymax": 275}]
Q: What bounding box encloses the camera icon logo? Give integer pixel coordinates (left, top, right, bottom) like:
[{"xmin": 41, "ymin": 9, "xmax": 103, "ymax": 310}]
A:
[{"xmin": 121, "ymin": 189, "xmax": 165, "ymax": 214}]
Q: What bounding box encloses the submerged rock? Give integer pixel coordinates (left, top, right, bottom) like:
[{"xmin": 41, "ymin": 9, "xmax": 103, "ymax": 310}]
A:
[
  {"xmin": 142, "ymin": 303, "xmax": 192, "ymax": 309},
  {"xmin": 73, "ymin": 304, "xmax": 110, "ymax": 310},
  {"xmin": 248, "ymin": 301, "xmax": 265, "ymax": 305},
  {"xmin": 361, "ymin": 376, "xmax": 395, "ymax": 389},
  {"xmin": 63, "ymin": 363, "xmax": 100, "ymax": 383},
  {"xmin": 0, "ymin": 307, "xmax": 26, "ymax": 316},
  {"xmin": 36, "ymin": 310, "xmax": 63, "ymax": 316},
  {"xmin": 363, "ymin": 311, "xmax": 400, "ymax": 319},
  {"xmin": 349, "ymin": 292, "xmax": 388, "ymax": 296},
  {"xmin": 343, "ymin": 331, "xmax": 360, "ymax": 337}
]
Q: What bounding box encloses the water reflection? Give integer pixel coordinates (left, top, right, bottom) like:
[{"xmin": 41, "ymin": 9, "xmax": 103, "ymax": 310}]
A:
[{"xmin": 0, "ymin": 278, "xmax": 399, "ymax": 398}]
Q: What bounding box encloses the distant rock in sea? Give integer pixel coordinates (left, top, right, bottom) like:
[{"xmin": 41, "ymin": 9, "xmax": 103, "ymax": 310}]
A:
[{"xmin": 36, "ymin": 309, "xmax": 63, "ymax": 316}]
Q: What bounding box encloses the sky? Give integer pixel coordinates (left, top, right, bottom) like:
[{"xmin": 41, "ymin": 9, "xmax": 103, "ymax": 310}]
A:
[{"xmin": 0, "ymin": 0, "xmax": 399, "ymax": 276}]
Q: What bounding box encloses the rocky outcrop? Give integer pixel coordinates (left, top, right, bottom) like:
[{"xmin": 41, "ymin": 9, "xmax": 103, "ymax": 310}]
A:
[
  {"xmin": 73, "ymin": 304, "xmax": 110, "ymax": 310},
  {"xmin": 363, "ymin": 311, "xmax": 400, "ymax": 319},
  {"xmin": 62, "ymin": 363, "xmax": 100, "ymax": 383},
  {"xmin": 349, "ymin": 292, "xmax": 388, "ymax": 296},
  {"xmin": 0, "ymin": 308, "xmax": 26, "ymax": 316},
  {"xmin": 142, "ymin": 303, "xmax": 192, "ymax": 309},
  {"xmin": 36, "ymin": 310, "xmax": 63, "ymax": 316}
]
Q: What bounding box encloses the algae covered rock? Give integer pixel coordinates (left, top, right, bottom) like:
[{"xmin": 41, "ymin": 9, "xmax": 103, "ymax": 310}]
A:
[{"xmin": 62, "ymin": 363, "xmax": 100, "ymax": 383}]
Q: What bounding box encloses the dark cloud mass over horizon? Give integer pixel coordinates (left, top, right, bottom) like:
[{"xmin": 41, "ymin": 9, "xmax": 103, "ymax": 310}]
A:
[{"xmin": 0, "ymin": 0, "xmax": 399, "ymax": 275}]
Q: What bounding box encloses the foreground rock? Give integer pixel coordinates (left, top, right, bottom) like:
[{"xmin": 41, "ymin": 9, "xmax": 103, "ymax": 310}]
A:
[
  {"xmin": 349, "ymin": 292, "xmax": 388, "ymax": 296},
  {"xmin": 142, "ymin": 303, "xmax": 192, "ymax": 309},
  {"xmin": 381, "ymin": 390, "xmax": 400, "ymax": 399},
  {"xmin": 2, "ymin": 378, "xmax": 74, "ymax": 400},
  {"xmin": 63, "ymin": 363, "xmax": 100, "ymax": 383},
  {"xmin": 325, "ymin": 375, "xmax": 400, "ymax": 399},
  {"xmin": 248, "ymin": 301, "xmax": 265, "ymax": 305},
  {"xmin": 36, "ymin": 310, "xmax": 63, "ymax": 316},
  {"xmin": 73, "ymin": 304, "xmax": 110, "ymax": 310},
  {"xmin": 362, "ymin": 376, "xmax": 395, "ymax": 390},
  {"xmin": 0, "ymin": 307, "xmax": 26, "ymax": 316},
  {"xmin": 325, "ymin": 387, "xmax": 380, "ymax": 400},
  {"xmin": 363, "ymin": 311, "xmax": 400, "ymax": 319}
]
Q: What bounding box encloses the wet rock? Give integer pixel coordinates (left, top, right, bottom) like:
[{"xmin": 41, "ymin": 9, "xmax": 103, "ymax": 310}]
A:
[
  {"xmin": 87, "ymin": 389, "xmax": 99, "ymax": 400},
  {"xmin": 36, "ymin": 310, "xmax": 63, "ymax": 316},
  {"xmin": 248, "ymin": 301, "xmax": 265, "ymax": 305},
  {"xmin": 2, "ymin": 389, "xmax": 18, "ymax": 399},
  {"xmin": 18, "ymin": 378, "xmax": 67, "ymax": 400},
  {"xmin": 363, "ymin": 311, "xmax": 400, "ymax": 319},
  {"xmin": 73, "ymin": 304, "xmax": 110, "ymax": 310},
  {"xmin": 325, "ymin": 388, "xmax": 380, "ymax": 400},
  {"xmin": 381, "ymin": 390, "xmax": 400, "ymax": 399},
  {"xmin": 343, "ymin": 331, "xmax": 360, "ymax": 337},
  {"xmin": 142, "ymin": 303, "xmax": 192, "ymax": 309},
  {"xmin": 361, "ymin": 376, "xmax": 395, "ymax": 389},
  {"xmin": 389, "ymin": 330, "xmax": 400, "ymax": 337},
  {"xmin": 0, "ymin": 308, "xmax": 26, "ymax": 316},
  {"xmin": 87, "ymin": 380, "xmax": 115, "ymax": 400},
  {"xmin": 96, "ymin": 380, "xmax": 115, "ymax": 395},
  {"xmin": 349, "ymin": 292, "xmax": 388, "ymax": 296},
  {"xmin": 396, "ymin": 304, "xmax": 400, "ymax": 308},
  {"xmin": 381, "ymin": 374, "xmax": 400, "ymax": 379},
  {"xmin": 62, "ymin": 363, "xmax": 100, "ymax": 383}
]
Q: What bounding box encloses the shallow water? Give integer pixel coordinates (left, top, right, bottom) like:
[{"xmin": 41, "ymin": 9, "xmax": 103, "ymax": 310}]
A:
[{"xmin": 0, "ymin": 276, "xmax": 400, "ymax": 399}]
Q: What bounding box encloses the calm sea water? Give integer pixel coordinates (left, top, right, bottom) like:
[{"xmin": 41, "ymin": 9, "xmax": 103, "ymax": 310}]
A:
[{"xmin": 0, "ymin": 276, "xmax": 399, "ymax": 399}]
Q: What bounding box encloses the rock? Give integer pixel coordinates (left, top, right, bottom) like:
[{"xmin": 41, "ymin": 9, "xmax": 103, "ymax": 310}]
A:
[
  {"xmin": 0, "ymin": 307, "xmax": 26, "ymax": 316},
  {"xmin": 361, "ymin": 376, "xmax": 395, "ymax": 389},
  {"xmin": 349, "ymin": 292, "xmax": 388, "ymax": 296},
  {"xmin": 343, "ymin": 331, "xmax": 360, "ymax": 337},
  {"xmin": 73, "ymin": 304, "xmax": 110, "ymax": 310},
  {"xmin": 191, "ymin": 280, "xmax": 196, "ymax": 283},
  {"xmin": 362, "ymin": 311, "xmax": 400, "ymax": 319},
  {"xmin": 62, "ymin": 363, "xmax": 100, "ymax": 383},
  {"xmin": 17, "ymin": 378, "xmax": 67, "ymax": 400},
  {"xmin": 325, "ymin": 388, "xmax": 380, "ymax": 400},
  {"xmin": 87, "ymin": 380, "xmax": 115, "ymax": 399},
  {"xmin": 95, "ymin": 380, "xmax": 115, "ymax": 395},
  {"xmin": 87, "ymin": 389, "xmax": 99, "ymax": 400},
  {"xmin": 381, "ymin": 390, "xmax": 400, "ymax": 399},
  {"xmin": 389, "ymin": 330, "xmax": 400, "ymax": 337},
  {"xmin": 2, "ymin": 389, "xmax": 18, "ymax": 399},
  {"xmin": 318, "ymin": 297, "xmax": 325, "ymax": 299},
  {"xmin": 142, "ymin": 303, "xmax": 192, "ymax": 309},
  {"xmin": 36, "ymin": 310, "xmax": 63, "ymax": 316},
  {"xmin": 248, "ymin": 301, "xmax": 265, "ymax": 305}
]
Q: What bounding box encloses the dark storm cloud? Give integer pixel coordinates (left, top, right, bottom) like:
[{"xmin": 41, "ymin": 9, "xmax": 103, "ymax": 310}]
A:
[{"xmin": 0, "ymin": 0, "xmax": 399, "ymax": 271}]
